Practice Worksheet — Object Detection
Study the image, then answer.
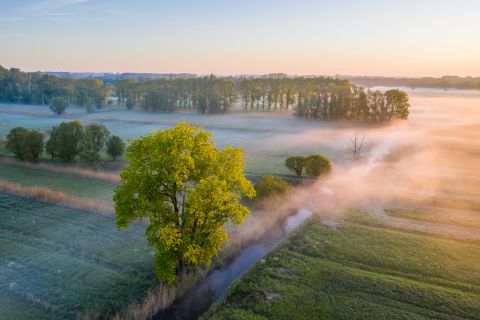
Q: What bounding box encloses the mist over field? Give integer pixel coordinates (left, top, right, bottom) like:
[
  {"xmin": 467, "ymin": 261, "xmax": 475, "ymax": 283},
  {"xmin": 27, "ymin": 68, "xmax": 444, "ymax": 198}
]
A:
[
  {"xmin": 232, "ymin": 87, "xmax": 480, "ymax": 242},
  {"xmin": 1, "ymin": 84, "xmax": 480, "ymax": 319},
  {"xmin": 2, "ymin": 1, "xmax": 480, "ymax": 318}
]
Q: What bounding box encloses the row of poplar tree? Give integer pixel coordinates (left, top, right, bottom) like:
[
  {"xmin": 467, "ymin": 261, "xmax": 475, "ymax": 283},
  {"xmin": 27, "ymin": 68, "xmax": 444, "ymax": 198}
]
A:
[
  {"xmin": 117, "ymin": 76, "xmax": 410, "ymax": 120},
  {"xmin": 0, "ymin": 66, "xmax": 410, "ymax": 121}
]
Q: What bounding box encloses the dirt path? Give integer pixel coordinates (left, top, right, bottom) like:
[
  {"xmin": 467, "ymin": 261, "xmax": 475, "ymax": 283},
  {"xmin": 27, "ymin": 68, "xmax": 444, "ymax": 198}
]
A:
[{"xmin": 368, "ymin": 205, "xmax": 480, "ymax": 240}]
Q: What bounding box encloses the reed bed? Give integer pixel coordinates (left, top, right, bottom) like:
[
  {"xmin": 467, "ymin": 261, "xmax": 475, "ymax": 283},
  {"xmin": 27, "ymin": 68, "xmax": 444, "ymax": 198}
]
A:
[
  {"xmin": 0, "ymin": 180, "xmax": 114, "ymax": 216},
  {"xmin": 110, "ymin": 270, "xmax": 207, "ymax": 320},
  {"xmin": 0, "ymin": 157, "xmax": 120, "ymax": 184}
]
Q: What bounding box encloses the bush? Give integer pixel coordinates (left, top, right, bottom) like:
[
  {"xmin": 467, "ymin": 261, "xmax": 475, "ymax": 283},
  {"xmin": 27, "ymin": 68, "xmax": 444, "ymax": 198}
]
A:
[
  {"xmin": 305, "ymin": 154, "xmax": 332, "ymax": 177},
  {"xmin": 254, "ymin": 175, "xmax": 290, "ymax": 200},
  {"xmin": 6, "ymin": 127, "xmax": 44, "ymax": 162}
]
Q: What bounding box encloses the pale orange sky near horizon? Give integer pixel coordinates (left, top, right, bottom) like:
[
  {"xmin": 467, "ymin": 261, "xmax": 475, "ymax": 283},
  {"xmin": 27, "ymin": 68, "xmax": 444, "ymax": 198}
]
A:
[{"xmin": 1, "ymin": 0, "xmax": 480, "ymax": 77}]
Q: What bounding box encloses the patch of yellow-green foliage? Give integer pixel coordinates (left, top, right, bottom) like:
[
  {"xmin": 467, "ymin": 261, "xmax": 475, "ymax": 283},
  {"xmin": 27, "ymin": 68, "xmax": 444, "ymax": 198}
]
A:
[{"xmin": 114, "ymin": 122, "xmax": 255, "ymax": 284}]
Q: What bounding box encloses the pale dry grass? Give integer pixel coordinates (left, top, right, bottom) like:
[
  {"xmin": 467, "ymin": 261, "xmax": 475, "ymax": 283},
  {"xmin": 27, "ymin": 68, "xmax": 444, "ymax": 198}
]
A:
[
  {"xmin": 0, "ymin": 180, "xmax": 114, "ymax": 216},
  {"xmin": 76, "ymin": 273, "xmax": 204, "ymax": 319},
  {"xmin": 111, "ymin": 271, "xmax": 206, "ymax": 320},
  {"xmin": 110, "ymin": 284, "xmax": 177, "ymax": 320},
  {"xmin": 0, "ymin": 157, "xmax": 120, "ymax": 184}
]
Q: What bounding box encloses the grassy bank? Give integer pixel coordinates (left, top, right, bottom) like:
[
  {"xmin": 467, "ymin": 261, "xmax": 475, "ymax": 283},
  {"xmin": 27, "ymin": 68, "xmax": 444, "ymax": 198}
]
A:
[{"xmin": 205, "ymin": 216, "xmax": 480, "ymax": 319}]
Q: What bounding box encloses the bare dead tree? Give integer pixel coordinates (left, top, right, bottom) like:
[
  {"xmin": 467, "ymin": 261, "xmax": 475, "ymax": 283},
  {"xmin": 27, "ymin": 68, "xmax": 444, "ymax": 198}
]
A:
[{"xmin": 349, "ymin": 131, "xmax": 367, "ymax": 158}]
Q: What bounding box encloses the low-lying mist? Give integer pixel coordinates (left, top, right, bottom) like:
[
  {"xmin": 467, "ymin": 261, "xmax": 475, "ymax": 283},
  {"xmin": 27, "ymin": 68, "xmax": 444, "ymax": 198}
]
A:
[{"xmin": 232, "ymin": 88, "xmax": 480, "ymax": 244}]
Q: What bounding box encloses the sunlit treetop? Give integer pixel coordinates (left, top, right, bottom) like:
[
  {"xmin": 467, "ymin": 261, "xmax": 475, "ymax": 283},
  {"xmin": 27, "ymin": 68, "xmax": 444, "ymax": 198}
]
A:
[{"xmin": 114, "ymin": 121, "xmax": 255, "ymax": 284}]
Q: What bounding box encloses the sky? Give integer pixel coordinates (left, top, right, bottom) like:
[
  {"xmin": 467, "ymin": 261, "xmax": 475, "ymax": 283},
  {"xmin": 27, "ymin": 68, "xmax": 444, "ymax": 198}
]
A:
[{"xmin": 0, "ymin": 0, "xmax": 479, "ymax": 76}]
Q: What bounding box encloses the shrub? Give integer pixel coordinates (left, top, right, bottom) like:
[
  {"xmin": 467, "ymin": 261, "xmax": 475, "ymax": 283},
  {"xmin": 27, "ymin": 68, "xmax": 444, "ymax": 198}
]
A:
[{"xmin": 254, "ymin": 175, "xmax": 290, "ymax": 200}]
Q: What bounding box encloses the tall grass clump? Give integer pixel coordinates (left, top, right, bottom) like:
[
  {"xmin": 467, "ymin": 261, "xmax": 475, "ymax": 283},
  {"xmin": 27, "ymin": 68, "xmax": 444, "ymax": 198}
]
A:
[
  {"xmin": 0, "ymin": 180, "xmax": 114, "ymax": 215},
  {"xmin": 73, "ymin": 269, "xmax": 208, "ymax": 320},
  {"xmin": 0, "ymin": 157, "xmax": 120, "ymax": 183}
]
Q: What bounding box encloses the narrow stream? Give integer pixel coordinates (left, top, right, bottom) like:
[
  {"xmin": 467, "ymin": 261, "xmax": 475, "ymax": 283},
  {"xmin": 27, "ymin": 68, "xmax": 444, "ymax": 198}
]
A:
[{"xmin": 153, "ymin": 208, "xmax": 312, "ymax": 320}]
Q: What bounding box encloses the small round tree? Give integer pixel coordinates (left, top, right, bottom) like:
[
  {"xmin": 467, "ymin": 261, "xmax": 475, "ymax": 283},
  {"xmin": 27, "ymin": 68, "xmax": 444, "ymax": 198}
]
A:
[
  {"xmin": 254, "ymin": 175, "xmax": 290, "ymax": 200},
  {"xmin": 106, "ymin": 135, "xmax": 125, "ymax": 160},
  {"xmin": 305, "ymin": 154, "xmax": 332, "ymax": 177},
  {"xmin": 50, "ymin": 97, "xmax": 68, "ymax": 115},
  {"xmin": 285, "ymin": 156, "xmax": 306, "ymax": 176},
  {"xmin": 114, "ymin": 122, "xmax": 255, "ymax": 284}
]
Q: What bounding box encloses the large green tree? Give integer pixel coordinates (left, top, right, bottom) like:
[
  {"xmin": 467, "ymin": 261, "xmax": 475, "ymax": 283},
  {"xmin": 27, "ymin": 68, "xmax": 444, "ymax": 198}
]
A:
[
  {"xmin": 114, "ymin": 122, "xmax": 255, "ymax": 284},
  {"xmin": 46, "ymin": 121, "xmax": 84, "ymax": 162}
]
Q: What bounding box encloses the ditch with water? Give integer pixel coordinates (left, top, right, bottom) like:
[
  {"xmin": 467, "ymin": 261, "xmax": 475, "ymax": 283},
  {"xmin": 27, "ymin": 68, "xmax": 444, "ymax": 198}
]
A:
[{"xmin": 153, "ymin": 208, "xmax": 312, "ymax": 319}]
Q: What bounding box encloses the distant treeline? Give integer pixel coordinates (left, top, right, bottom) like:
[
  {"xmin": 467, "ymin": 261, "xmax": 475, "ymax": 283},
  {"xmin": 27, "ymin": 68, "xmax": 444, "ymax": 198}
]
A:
[
  {"xmin": 240, "ymin": 78, "xmax": 409, "ymax": 120},
  {"xmin": 116, "ymin": 76, "xmax": 237, "ymax": 114},
  {"xmin": 0, "ymin": 65, "xmax": 410, "ymax": 121},
  {"xmin": 119, "ymin": 77, "xmax": 409, "ymax": 120},
  {"xmin": 347, "ymin": 76, "xmax": 480, "ymax": 90},
  {"xmin": 0, "ymin": 65, "xmax": 112, "ymax": 109}
]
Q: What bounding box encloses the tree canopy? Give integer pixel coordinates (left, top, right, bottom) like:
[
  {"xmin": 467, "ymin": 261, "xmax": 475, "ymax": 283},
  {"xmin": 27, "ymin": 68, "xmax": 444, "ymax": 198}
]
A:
[
  {"xmin": 6, "ymin": 127, "xmax": 44, "ymax": 162},
  {"xmin": 81, "ymin": 123, "xmax": 110, "ymax": 163},
  {"xmin": 113, "ymin": 122, "xmax": 255, "ymax": 284},
  {"xmin": 0, "ymin": 65, "xmax": 111, "ymax": 109},
  {"xmin": 106, "ymin": 135, "xmax": 125, "ymax": 160},
  {"xmin": 305, "ymin": 154, "xmax": 332, "ymax": 177},
  {"xmin": 46, "ymin": 121, "xmax": 84, "ymax": 162},
  {"xmin": 49, "ymin": 97, "xmax": 68, "ymax": 115}
]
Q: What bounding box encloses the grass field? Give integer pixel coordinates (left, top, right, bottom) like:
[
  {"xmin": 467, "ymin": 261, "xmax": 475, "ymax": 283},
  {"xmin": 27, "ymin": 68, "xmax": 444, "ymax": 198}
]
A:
[
  {"xmin": 386, "ymin": 208, "xmax": 480, "ymax": 230},
  {"xmin": 1, "ymin": 90, "xmax": 479, "ymax": 318},
  {"xmin": 0, "ymin": 164, "xmax": 115, "ymax": 204},
  {"xmin": 0, "ymin": 103, "xmax": 349, "ymax": 176},
  {"xmin": 205, "ymin": 216, "xmax": 480, "ymax": 320},
  {"xmin": 0, "ymin": 193, "xmax": 156, "ymax": 319}
]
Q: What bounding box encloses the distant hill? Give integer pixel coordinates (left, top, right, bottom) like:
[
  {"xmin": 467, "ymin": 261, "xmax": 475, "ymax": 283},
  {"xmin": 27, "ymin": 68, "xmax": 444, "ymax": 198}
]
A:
[
  {"xmin": 344, "ymin": 75, "xmax": 480, "ymax": 90},
  {"xmin": 45, "ymin": 72, "xmax": 198, "ymax": 81}
]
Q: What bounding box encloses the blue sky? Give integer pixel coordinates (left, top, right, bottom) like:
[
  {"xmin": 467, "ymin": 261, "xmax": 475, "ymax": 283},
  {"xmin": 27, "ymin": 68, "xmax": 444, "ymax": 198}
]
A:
[{"xmin": 1, "ymin": 0, "xmax": 479, "ymax": 76}]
